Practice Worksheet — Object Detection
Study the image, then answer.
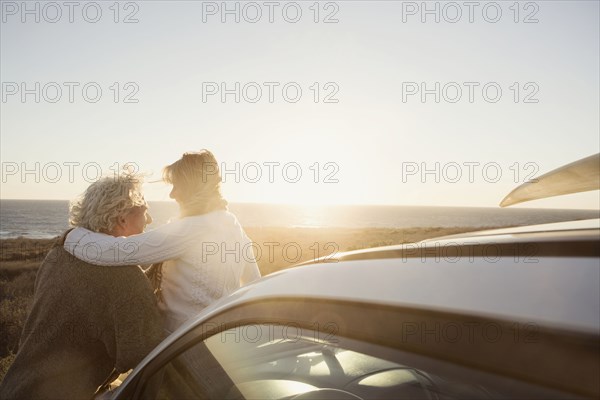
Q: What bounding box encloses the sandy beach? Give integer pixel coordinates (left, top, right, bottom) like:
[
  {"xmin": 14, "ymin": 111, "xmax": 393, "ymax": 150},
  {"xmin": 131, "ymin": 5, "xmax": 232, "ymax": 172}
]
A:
[{"xmin": 0, "ymin": 225, "xmax": 492, "ymax": 380}]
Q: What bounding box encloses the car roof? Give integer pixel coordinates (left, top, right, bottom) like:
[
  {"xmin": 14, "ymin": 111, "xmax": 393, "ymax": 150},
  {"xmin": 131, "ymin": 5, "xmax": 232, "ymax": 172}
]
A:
[
  {"xmin": 226, "ymin": 256, "xmax": 599, "ymax": 333},
  {"xmin": 179, "ymin": 219, "xmax": 599, "ymax": 337}
]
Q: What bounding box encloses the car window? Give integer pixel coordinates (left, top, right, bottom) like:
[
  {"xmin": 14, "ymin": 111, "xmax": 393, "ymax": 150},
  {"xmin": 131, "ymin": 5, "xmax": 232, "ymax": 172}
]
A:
[{"xmin": 138, "ymin": 323, "xmax": 574, "ymax": 400}]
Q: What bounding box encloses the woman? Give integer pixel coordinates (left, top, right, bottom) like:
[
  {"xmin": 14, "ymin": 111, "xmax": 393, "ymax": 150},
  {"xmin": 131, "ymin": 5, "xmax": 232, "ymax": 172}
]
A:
[{"xmin": 64, "ymin": 150, "xmax": 261, "ymax": 332}]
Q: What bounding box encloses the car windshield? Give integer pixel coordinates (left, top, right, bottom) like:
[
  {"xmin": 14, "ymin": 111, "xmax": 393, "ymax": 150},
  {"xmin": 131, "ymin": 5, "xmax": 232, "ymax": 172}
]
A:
[{"xmin": 142, "ymin": 324, "xmax": 575, "ymax": 400}]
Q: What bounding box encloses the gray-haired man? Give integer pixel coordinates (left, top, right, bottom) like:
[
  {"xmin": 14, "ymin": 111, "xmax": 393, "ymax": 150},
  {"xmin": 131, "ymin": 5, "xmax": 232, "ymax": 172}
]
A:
[{"xmin": 0, "ymin": 174, "xmax": 163, "ymax": 400}]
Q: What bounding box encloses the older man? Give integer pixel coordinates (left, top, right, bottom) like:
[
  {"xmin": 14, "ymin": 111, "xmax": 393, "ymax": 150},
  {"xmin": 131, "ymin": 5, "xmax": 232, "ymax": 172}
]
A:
[{"xmin": 0, "ymin": 174, "xmax": 163, "ymax": 400}]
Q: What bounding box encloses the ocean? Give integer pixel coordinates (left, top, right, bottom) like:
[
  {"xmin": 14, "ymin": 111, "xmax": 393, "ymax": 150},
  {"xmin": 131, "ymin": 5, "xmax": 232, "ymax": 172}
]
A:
[{"xmin": 0, "ymin": 199, "xmax": 598, "ymax": 239}]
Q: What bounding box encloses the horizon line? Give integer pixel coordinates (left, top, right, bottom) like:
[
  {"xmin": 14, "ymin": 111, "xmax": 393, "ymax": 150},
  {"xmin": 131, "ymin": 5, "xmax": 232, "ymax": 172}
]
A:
[{"xmin": 1, "ymin": 198, "xmax": 599, "ymax": 211}]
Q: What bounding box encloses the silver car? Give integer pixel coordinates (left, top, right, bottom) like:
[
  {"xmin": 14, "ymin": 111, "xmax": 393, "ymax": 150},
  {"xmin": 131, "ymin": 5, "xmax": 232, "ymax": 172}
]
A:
[{"xmin": 102, "ymin": 155, "xmax": 600, "ymax": 399}]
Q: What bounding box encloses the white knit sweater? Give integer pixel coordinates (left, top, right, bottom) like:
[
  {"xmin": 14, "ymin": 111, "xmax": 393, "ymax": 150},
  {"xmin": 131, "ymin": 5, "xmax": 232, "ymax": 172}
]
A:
[{"xmin": 64, "ymin": 210, "xmax": 261, "ymax": 332}]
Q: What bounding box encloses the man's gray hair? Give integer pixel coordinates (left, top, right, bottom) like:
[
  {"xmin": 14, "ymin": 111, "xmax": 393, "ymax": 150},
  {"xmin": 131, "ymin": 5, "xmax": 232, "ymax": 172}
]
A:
[{"xmin": 69, "ymin": 174, "xmax": 146, "ymax": 233}]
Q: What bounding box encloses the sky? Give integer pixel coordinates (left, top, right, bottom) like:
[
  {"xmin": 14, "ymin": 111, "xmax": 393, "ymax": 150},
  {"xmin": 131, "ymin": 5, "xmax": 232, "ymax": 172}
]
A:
[{"xmin": 1, "ymin": 0, "xmax": 599, "ymax": 208}]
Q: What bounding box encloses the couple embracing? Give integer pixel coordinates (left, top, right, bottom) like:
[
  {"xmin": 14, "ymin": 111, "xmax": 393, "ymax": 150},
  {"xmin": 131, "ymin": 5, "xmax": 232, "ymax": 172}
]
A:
[{"xmin": 0, "ymin": 150, "xmax": 260, "ymax": 399}]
